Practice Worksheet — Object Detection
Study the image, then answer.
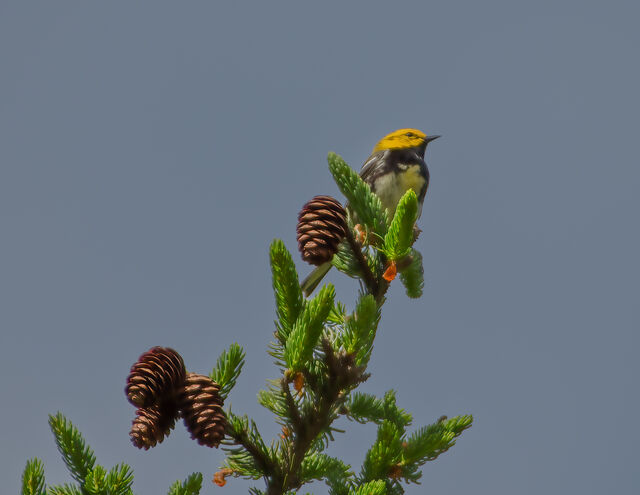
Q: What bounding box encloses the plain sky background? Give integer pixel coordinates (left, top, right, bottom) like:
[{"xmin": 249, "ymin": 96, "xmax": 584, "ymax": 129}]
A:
[{"xmin": 1, "ymin": 1, "xmax": 639, "ymax": 494}]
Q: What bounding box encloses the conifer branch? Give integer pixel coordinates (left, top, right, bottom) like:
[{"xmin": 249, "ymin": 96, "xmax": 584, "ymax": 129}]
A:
[
  {"xmin": 48, "ymin": 413, "xmax": 96, "ymax": 484},
  {"xmin": 47, "ymin": 484, "xmax": 83, "ymax": 495},
  {"xmin": 23, "ymin": 149, "xmax": 471, "ymax": 495},
  {"xmin": 343, "ymin": 227, "xmax": 378, "ymax": 297},
  {"xmin": 224, "ymin": 413, "xmax": 282, "ymax": 485},
  {"xmin": 167, "ymin": 472, "xmax": 203, "ymax": 495},
  {"xmin": 21, "ymin": 459, "xmax": 46, "ymax": 495},
  {"xmin": 268, "ymin": 338, "xmax": 369, "ymax": 494},
  {"xmin": 210, "ymin": 342, "xmax": 245, "ymax": 400},
  {"xmin": 398, "ymin": 249, "xmax": 424, "ymax": 299},
  {"xmin": 281, "ymin": 378, "xmax": 303, "ymax": 431}
]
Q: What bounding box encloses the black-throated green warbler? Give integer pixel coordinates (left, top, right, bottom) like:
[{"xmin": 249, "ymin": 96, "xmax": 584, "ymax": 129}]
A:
[{"xmin": 301, "ymin": 128, "xmax": 439, "ymax": 296}]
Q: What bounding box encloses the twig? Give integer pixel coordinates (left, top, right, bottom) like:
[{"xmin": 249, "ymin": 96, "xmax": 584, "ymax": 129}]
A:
[
  {"xmin": 272, "ymin": 338, "xmax": 368, "ymax": 494},
  {"xmin": 225, "ymin": 421, "xmax": 281, "ymax": 485},
  {"xmin": 344, "ymin": 227, "xmax": 378, "ymax": 296},
  {"xmin": 281, "ymin": 378, "xmax": 303, "ymax": 431}
]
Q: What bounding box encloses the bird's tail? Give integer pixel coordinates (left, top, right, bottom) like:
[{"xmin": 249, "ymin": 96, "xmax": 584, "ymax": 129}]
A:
[{"xmin": 300, "ymin": 261, "xmax": 333, "ymax": 297}]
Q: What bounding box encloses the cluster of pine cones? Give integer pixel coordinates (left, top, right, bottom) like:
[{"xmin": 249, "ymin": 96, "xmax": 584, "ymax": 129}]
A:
[
  {"xmin": 124, "ymin": 197, "xmax": 346, "ymax": 449},
  {"xmin": 125, "ymin": 346, "xmax": 226, "ymax": 449}
]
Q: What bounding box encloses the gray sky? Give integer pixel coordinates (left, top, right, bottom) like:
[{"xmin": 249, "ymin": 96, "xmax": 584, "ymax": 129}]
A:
[{"xmin": 2, "ymin": 1, "xmax": 638, "ymax": 494}]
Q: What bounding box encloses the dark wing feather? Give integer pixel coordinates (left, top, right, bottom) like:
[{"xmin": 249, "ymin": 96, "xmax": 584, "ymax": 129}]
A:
[{"xmin": 358, "ymin": 149, "xmax": 389, "ymax": 186}]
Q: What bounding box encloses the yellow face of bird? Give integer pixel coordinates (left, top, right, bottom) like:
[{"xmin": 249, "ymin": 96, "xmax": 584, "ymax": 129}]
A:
[{"xmin": 373, "ymin": 128, "xmax": 428, "ymax": 152}]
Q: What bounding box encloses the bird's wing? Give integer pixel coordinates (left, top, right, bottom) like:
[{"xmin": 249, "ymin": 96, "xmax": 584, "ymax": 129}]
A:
[{"xmin": 358, "ymin": 149, "xmax": 388, "ymax": 183}]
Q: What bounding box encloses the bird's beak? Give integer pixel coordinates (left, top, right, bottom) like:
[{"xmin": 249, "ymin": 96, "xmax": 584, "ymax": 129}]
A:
[{"xmin": 425, "ymin": 135, "xmax": 441, "ymax": 144}]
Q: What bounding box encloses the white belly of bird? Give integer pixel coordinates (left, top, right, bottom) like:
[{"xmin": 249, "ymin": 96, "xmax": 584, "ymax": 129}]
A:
[{"xmin": 372, "ymin": 164, "xmax": 426, "ymax": 219}]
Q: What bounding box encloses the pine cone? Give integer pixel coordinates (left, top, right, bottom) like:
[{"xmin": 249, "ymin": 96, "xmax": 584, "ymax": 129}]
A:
[
  {"xmin": 130, "ymin": 399, "xmax": 180, "ymax": 450},
  {"xmin": 125, "ymin": 346, "xmax": 186, "ymax": 408},
  {"xmin": 297, "ymin": 195, "xmax": 347, "ymax": 265},
  {"xmin": 179, "ymin": 373, "xmax": 226, "ymax": 448}
]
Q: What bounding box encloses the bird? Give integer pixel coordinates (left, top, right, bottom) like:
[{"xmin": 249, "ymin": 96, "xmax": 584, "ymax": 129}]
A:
[{"xmin": 301, "ymin": 128, "xmax": 439, "ymax": 296}]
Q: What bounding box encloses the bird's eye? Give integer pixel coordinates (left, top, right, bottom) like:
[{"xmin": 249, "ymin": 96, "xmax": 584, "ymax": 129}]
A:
[{"xmin": 405, "ymin": 132, "xmax": 415, "ymax": 138}]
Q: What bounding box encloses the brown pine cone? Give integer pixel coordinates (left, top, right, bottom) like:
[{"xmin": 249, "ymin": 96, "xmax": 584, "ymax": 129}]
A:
[
  {"xmin": 297, "ymin": 195, "xmax": 347, "ymax": 265},
  {"xmin": 179, "ymin": 373, "xmax": 226, "ymax": 448},
  {"xmin": 130, "ymin": 399, "xmax": 180, "ymax": 450},
  {"xmin": 125, "ymin": 346, "xmax": 186, "ymax": 408}
]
